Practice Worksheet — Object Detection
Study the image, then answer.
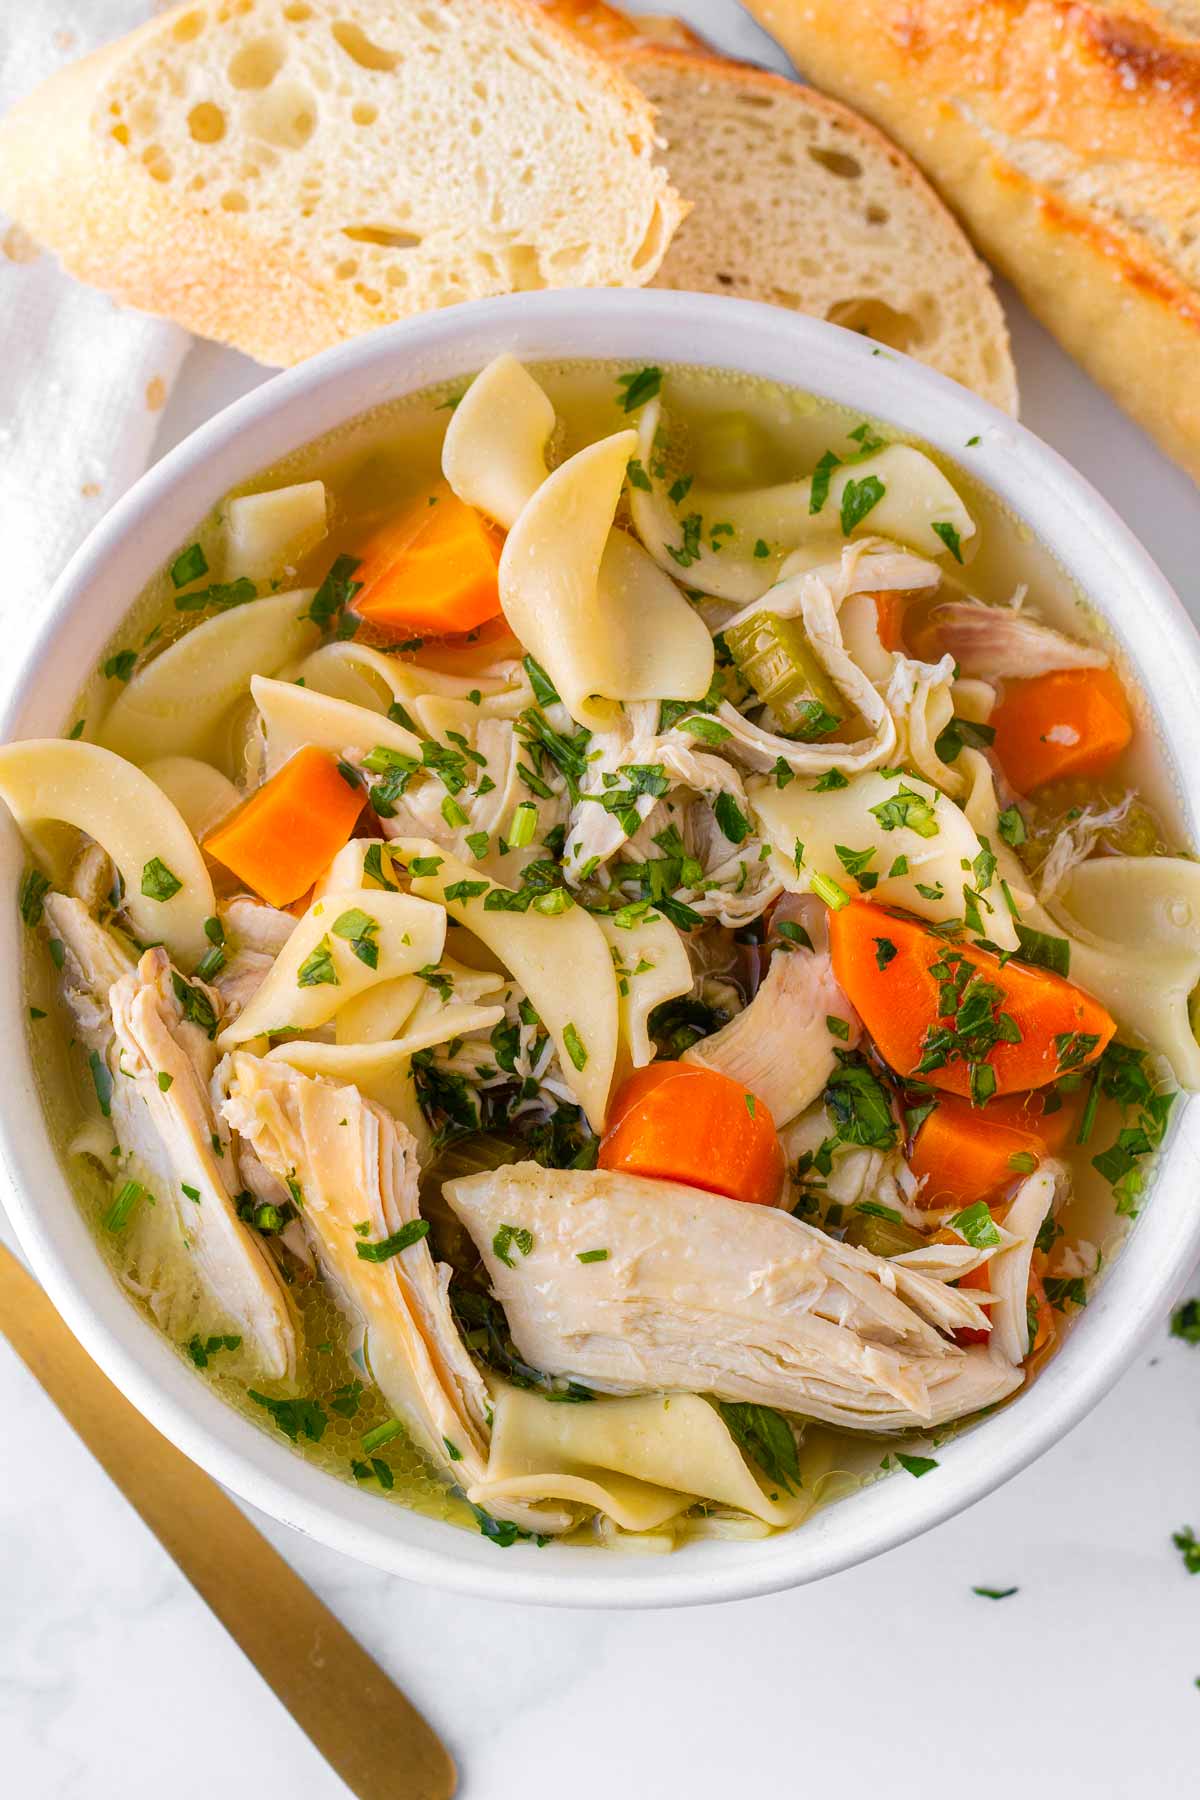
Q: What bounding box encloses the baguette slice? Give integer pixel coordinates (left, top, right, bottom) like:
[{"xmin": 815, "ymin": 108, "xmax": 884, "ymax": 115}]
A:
[
  {"xmin": 533, "ymin": 2, "xmax": 1016, "ymax": 410},
  {"xmin": 744, "ymin": 0, "xmax": 1200, "ymax": 476},
  {"xmin": 0, "ymin": 0, "xmax": 685, "ymax": 367}
]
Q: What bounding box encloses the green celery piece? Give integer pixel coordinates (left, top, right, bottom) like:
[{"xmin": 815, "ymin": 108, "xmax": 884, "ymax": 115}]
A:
[{"xmin": 722, "ymin": 610, "xmax": 847, "ymax": 741}]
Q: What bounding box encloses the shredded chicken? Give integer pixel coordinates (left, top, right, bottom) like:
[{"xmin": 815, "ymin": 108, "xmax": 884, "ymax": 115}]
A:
[
  {"xmin": 43, "ymin": 893, "xmax": 134, "ymax": 1049},
  {"xmin": 683, "ymin": 937, "xmax": 859, "ymax": 1128},
  {"xmin": 220, "ymin": 1053, "xmax": 571, "ymax": 1533},
  {"xmin": 213, "ymin": 894, "xmax": 297, "ymax": 1021},
  {"xmin": 446, "ymin": 1164, "xmax": 1023, "ymax": 1430},
  {"xmin": 104, "ymin": 950, "xmax": 297, "ymax": 1379},
  {"xmin": 926, "ymin": 602, "xmax": 1107, "ymax": 679}
]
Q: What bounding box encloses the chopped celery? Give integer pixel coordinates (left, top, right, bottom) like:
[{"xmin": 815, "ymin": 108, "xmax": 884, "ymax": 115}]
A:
[
  {"xmin": 843, "ymin": 1210, "xmax": 925, "ymax": 1258},
  {"xmin": 723, "ymin": 611, "xmax": 846, "ymax": 740}
]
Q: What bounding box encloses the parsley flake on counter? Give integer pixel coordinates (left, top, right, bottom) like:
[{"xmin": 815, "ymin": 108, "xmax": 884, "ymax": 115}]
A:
[
  {"xmin": 577, "ymin": 1249, "xmax": 609, "ymax": 1264},
  {"xmin": 972, "ymin": 1586, "xmax": 1018, "ymax": 1600},
  {"xmin": 1173, "ymin": 1526, "xmax": 1200, "ymax": 1574},
  {"xmin": 1171, "ymin": 1298, "xmax": 1200, "ymax": 1344}
]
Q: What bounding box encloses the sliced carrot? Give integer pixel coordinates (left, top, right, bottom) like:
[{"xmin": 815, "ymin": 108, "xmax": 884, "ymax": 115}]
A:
[
  {"xmin": 351, "ymin": 488, "xmax": 503, "ymax": 637},
  {"xmin": 991, "ymin": 667, "xmax": 1132, "ymax": 794},
  {"xmin": 828, "ymin": 900, "xmax": 1115, "ymax": 1096},
  {"xmin": 872, "ymin": 589, "xmax": 908, "ymax": 653},
  {"xmin": 204, "ymin": 747, "xmax": 364, "ymax": 909},
  {"xmin": 599, "ymin": 1061, "xmax": 785, "ymax": 1207},
  {"xmin": 909, "ymin": 1089, "xmax": 1078, "ymax": 1210}
]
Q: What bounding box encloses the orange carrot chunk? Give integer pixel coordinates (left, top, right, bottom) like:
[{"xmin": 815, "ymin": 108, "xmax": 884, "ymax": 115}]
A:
[
  {"xmin": 204, "ymin": 747, "xmax": 364, "ymax": 909},
  {"xmin": 872, "ymin": 589, "xmax": 908, "ymax": 653},
  {"xmin": 599, "ymin": 1062, "xmax": 786, "ymax": 1207},
  {"xmin": 991, "ymin": 666, "xmax": 1132, "ymax": 794},
  {"xmin": 909, "ymin": 1089, "xmax": 1077, "ymax": 1210},
  {"xmin": 351, "ymin": 489, "xmax": 503, "ymax": 637},
  {"xmin": 828, "ymin": 900, "xmax": 1115, "ymax": 1097}
]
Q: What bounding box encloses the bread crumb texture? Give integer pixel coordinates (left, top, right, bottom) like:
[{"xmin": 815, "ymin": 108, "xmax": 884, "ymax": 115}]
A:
[{"xmin": 0, "ymin": 0, "xmax": 684, "ymax": 363}]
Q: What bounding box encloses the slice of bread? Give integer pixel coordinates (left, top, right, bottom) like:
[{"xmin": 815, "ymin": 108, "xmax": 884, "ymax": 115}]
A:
[
  {"xmin": 532, "ymin": 1, "xmax": 1016, "ymax": 410},
  {"xmin": 744, "ymin": 0, "xmax": 1200, "ymax": 476},
  {"xmin": 0, "ymin": 0, "xmax": 685, "ymax": 367}
]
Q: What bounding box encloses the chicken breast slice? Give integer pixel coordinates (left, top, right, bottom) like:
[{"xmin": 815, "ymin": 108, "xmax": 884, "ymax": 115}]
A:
[
  {"xmin": 446, "ymin": 1164, "xmax": 1023, "ymax": 1430},
  {"xmin": 107, "ymin": 949, "xmax": 297, "ymax": 1381},
  {"xmin": 221, "ymin": 1053, "xmax": 493, "ymax": 1474},
  {"xmin": 43, "ymin": 892, "xmax": 135, "ymax": 1050},
  {"xmin": 926, "ymin": 602, "xmax": 1107, "ymax": 678},
  {"xmin": 682, "ymin": 937, "xmax": 859, "ymax": 1127}
]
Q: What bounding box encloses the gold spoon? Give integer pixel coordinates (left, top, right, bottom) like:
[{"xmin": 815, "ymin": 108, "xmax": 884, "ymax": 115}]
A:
[{"xmin": 0, "ymin": 1241, "xmax": 456, "ymax": 1800}]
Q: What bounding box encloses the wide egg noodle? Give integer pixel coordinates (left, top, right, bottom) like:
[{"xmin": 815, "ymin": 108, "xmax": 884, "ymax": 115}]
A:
[
  {"xmin": 594, "ymin": 909, "xmax": 693, "ymax": 1072},
  {"xmin": 498, "ymin": 430, "xmax": 713, "ymax": 728},
  {"xmin": 296, "ymin": 640, "xmax": 528, "ymax": 736},
  {"xmin": 98, "ymin": 591, "xmax": 321, "ymax": 767},
  {"xmin": 751, "ymin": 766, "xmax": 1019, "ymax": 948},
  {"xmin": 218, "ymin": 887, "xmax": 446, "ymax": 1047},
  {"xmin": 629, "ymin": 397, "xmax": 975, "ymax": 603},
  {"xmin": 961, "ymin": 751, "xmax": 1200, "ymax": 1084},
  {"xmin": 250, "ymin": 674, "xmax": 421, "ymax": 775},
  {"xmin": 0, "ymin": 739, "xmax": 215, "ymax": 965},
  {"xmin": 398, "ymin": 838, "xmax": 618, "ymax": 1130},
  {"xmin": 441, "ymin": 353, "xmax": 555, "ymax": 530},
  {"xmin": 142, "ymin": 755, "xmax": 240, "ymax": 840},
  {"xmin": 471, "ymin": 1383, "xmax": 811, "ymax": 1531}
]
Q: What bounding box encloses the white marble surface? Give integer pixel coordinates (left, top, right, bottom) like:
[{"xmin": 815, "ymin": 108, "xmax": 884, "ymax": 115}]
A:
[{"xmin": 4, "ymin": 4, "xmax": 1200, "ymax": 1796}]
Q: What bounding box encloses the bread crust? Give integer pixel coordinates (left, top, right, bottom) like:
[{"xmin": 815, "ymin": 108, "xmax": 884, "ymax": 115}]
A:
[
  {"xmin": 745, "ymin": 0, "xmax": 1200, "ymax": 477},
  {"xmin": 0, "ymin": 0, "xmax": 686, "ymax": 366}
]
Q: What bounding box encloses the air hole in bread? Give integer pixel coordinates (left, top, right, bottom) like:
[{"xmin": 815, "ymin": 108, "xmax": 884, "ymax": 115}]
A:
[
  {"xmin": 342, "ymin": 225, "xmax": 422, "ymax": 250},
  {"xmin": 808, "ymin": 147, "xmax": 862, "ymax": 180},
  {"xmin": 354, "ymin": 283, "xmax": 383, "ymax": 306},
  {"xmin": 228, "ymin": 36, "xmax": 286, "ymax": 90},
  {"xmin": 188, "ymin": 102, "xmax": 226, "ymax": 144},
  {"xmin": 220, "ymin": 189, "xmax": 249, "ymax": 212},
  {"xmin": 866, "ymin": 204, "xmax": 889, "ymax": 225},
  {"xmin": 331, "ymin": 21, "xmax": 400, "ymax": 72},
  {"xmin": 173, "ymin": 9, "xmax": 206, "ymax": 43},
  {"xmin": 351, "ymin": 101, "xmax": 377, "ymax": 126},
  {"xmin": 335, "ymin": 258, "xmax": 358, "ymax": 278},
  {"xmin": 111, "ymin": 124, "xmax": 130, "ymax": 147},
  {"xmin": 283, "ymin": 2, "xmax": 313, "ymax": 17},
  {"xmin": 385, "ymin": 266, "xmax": 408, "ymax": 289},
  {"xmin": 245, "ymin": 81, "xmax": 317, "ymax": 149},
  {"xmin": 826, "ymin": 296, "xmax": 925, "ymax": 352},
  {"xmin": 141, "ymin": 145, "xmax": 173, "ymax": 183}
]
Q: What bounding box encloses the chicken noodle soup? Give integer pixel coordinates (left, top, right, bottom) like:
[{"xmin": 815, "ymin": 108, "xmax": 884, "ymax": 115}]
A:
[{"xmin": 6, "ymin": 357, "xmax": 1194, "ymax": 1550}]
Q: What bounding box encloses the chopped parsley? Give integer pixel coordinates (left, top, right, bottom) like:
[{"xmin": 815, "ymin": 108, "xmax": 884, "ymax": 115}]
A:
[
  {"xmin": 355, "ymin": 1219, "xmax": 430, "ymax": 1262},
  {"xmin": 870, "ymin": 785, "xmax": 939, "ymax": 838},
  {"xmin": 296, "ymin": 936, "xmax": 339, "ymax": 988},
  {"xmin": 1173, "ymin": 1526, "xmax": 1200, "ymax": 1574},
  {"xmin": 492, "ymin": 1223, "xmax": 535, "ymax": 1268},
  {"xmin": 1171, "ymin": 1297, "xmax": 1200, "ymax": 1345},
  {"xmin": 104, "ymin": 1179, "xmax": 144, "ymax": 1232},
  {"xmin": 577, "ymin": 1248, "xmax": 609, "ymax": 1264},
  {"xmin": 141, "ymin": 857, "xmax": 182, "ymax": 902},
  {"xmin": 1014, "ymin": 923, "xmax": 1070, "ymax": 977},
  {"xmin": 186, "ymin": 1332, "xmax": 241, "ymax": 1368},
  {"xmin": 103, "ymin": 649, "xmax": 137, "ymax": 683},
  {"xmin": 895, "ymin": 1453, "xmax": 938, "ymax": 1478},
  {"xmin": 170, "ymin": 543, "xmax": 209, "ymax": 588},
  {"xmin": 713, "ymin": 791, "xmax": 751, "ymax": 845},
  {"xmin": 719, "ymin": 1401, "xmax": 800, "ymax": 1494},
  {"xmin": 304, "ymin": 553, "xmax": 362, "ymax": 629},
  {"xmin": 972, "ymin": 1586, "xmax": 1018, "ymax": 1600},
  {"xmin": 249, "ymin": 1392, "xmax": 328, "ymax": 1444},
  {"xmin": 809, "ymin": 449, "xmax": 841, "ymax": 515},
  {"xmin": 89, "ymin": 1050, "xmax": 113, "ymax": 1118},
  {"xmin": 840, "ymin": 475, "xmax": 885, "ymax": 535},
  {"xmin": 18, "ymin": 868, "xmax": 50, "ymax": 927},
  {"xmin": 932, "ymin": 521, "xmax": 964, "ymax": 562},
  {"xmin": 617, "ymin": 366, "xmax": 662, "ymax": 412},
  {"xmin": 935, "ymin": 716, "xmax": 996, "ymax": 765},
  {"xmin": 997, "ymin": 806, "xmax": 1027, "ymax": 848},
  {"xmin": 874, "ymin": 936, "xmax": 897, "ymax": 970},
  {"xmin": 949, "ymin": 1200, "xmax": 1002, "ymax": 1248},
  {"xmin": 562, "ymin": 1023, "xmax": 588, "ymax": 1072},
  {"xmin": 813, "ymin": 768, "xmax": 849, "ymax": 792}
]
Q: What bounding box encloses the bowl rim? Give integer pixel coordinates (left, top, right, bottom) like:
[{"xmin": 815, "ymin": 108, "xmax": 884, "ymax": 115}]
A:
[{"xmin": 3, "ymin": 288, "xmax": 1200, "ymax": 1610}]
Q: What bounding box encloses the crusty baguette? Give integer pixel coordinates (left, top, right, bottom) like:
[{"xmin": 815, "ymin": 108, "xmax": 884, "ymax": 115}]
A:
[
  {"xmin": 0, "ymin": 0, "xmax": 685, "ymax": 367},
  {"xmin": 744, "ymin": 0, "xmax": 1200, "ymax": 477},
  {"xmin": 533, "ymin": 1, "xmax": 1016, "ymax": 409}
]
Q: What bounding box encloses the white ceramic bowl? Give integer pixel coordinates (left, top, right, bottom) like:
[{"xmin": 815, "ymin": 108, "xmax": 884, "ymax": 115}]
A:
[{"xmin": 4, "ymin": 290, "xmax": 1200, "ymax": 1609}]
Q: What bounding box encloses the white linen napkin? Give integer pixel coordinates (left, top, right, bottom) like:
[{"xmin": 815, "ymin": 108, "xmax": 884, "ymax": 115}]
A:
[{"xmin": 0, "ymin": 3, "xmax": 191, "ymax": 630}]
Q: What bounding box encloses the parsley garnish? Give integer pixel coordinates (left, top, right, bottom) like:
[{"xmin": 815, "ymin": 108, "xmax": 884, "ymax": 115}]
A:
[
  {"xmin": 617, "ymin": 366, "xmax": 662, "ymax": 412},
  {"xmin": 304, "ymin": 553, "xmax": 362, "ymax": 629},
  {"xmin": 1171, "ymin": 1298, "xmax": 1200, "ymax": 1344},
  {"xmin": 18, "ymin": 868, "xmax": 50, "ymax": 927},
  {"xmin": 577, "ymin": 1248, "xmax": 609, "ymax": 1264},
  {"xmin": 355, "ymin": 1219, "xmax": 430, "ymax": 1262},
  {"xmin": 562, "ymin": 1023, "xmax": 588, "ymax": 1072},
  {"xmin": 1014, "ymin": 923, "xmax": 1070, "ymax": 977},
  {"xmin": 809, "ymin": 449, "xmax": 841, "ymax": 515},
  {"xmin": 840, "ymin": 475, "xmax": 885, "ymax": 535},
  {"xmin": 296, "ymin": 936, "xmax": 338, "ymax": 988},
  {"xmin": 170, "ymin": 543, "xmax": 208, "ymax": 588},
  {"xmin": 896, "ymin": 1453, "xmax": 938, "ymax": 1477},
  {"xmin": 950, "ymin": 1201, "xmax": 1002, "ymax": 1248},
  {"xmin": 249, "ymin": 1392, "xmax": 328, "ymax": 1443},
  {"xmin": 813, "ymin": 769, "xmax": 849, "ymax": 792},
  {"xmin": 932, "ymin": 521, "xmax": 964, "ymax": 562},
  {"xmin": 719, "ymin": 1402, "xmax": 801, "ymax": 1494},
  {"xmin": 141, "ymin": 857, "xmax": 182, "ymax": 902},
  {"xmin": 713, "ymin": 791, "xmax": 751, "ymax": 845},
  {"xmin": 493, "ymin": 1223, "xmax": 535, "ymax": 1268}
]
